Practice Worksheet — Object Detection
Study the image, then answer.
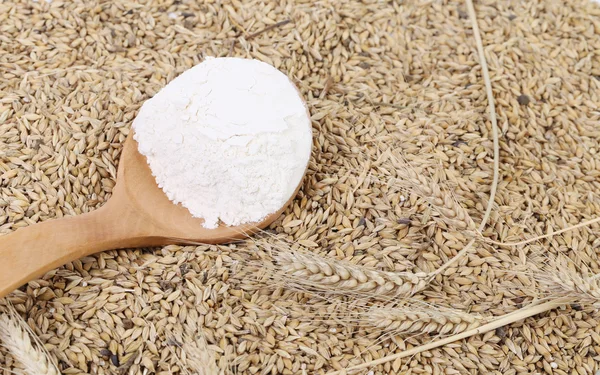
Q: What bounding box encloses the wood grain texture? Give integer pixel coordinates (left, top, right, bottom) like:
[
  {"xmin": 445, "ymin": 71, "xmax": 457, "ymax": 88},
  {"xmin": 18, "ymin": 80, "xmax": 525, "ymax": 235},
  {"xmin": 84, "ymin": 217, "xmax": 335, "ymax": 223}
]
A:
[{"xmin": 0, "ymin": 132, "xmax": 305, "ymax": 298}]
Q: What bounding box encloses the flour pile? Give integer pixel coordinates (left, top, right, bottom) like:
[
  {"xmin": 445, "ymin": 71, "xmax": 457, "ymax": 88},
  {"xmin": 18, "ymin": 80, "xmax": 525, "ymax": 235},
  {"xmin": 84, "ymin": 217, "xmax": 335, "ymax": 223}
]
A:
[{"xmin": 132, "ymin": 57, "xmax": 312, "ymax": 229}]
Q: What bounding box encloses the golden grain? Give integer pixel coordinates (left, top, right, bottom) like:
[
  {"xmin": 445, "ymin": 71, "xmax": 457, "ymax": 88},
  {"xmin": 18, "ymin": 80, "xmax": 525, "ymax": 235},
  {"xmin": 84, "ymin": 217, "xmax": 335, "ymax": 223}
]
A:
[{"xmin": 3, "ymin": 0, "xmax": 600, "ymax": 373}]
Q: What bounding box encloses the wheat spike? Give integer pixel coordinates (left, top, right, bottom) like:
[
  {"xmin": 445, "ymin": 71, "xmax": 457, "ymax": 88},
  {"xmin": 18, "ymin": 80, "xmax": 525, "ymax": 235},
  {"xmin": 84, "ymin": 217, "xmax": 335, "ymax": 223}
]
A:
[
  {"xmin": 168, "ymin": 318, "xmax": 222, "ymax": 375},
  {"xmin": 0, "ymin": 307, "xmax": 60, "ymax": 375},
  {"xmin": 384, "ymin": 150, "xmax": 476, "ymax": 231},
  {"xmin": 536, "ymin": 257, "xmax": 600, "ymax": 304},
  {"xmin": 366, "ymin": 304, "xmax": 486, "ymax": 336},
  {"xmin": 275, "ymin": 250, "xmax": 427, "ymax": 299},
  {"xmin": 391, "ymin": 168, "xmax": 476, "ymax": 231},
  {"xmin": 182, "ymin": 332, "xmax": 221, "ymax": 375}
]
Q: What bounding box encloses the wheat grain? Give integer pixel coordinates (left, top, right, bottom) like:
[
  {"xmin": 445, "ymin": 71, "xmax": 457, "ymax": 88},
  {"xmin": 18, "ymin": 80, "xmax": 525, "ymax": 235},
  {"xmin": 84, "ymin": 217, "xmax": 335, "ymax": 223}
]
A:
[{"xmin": 2, "ymin": 0, "xmax": 600, "ymax": 373}]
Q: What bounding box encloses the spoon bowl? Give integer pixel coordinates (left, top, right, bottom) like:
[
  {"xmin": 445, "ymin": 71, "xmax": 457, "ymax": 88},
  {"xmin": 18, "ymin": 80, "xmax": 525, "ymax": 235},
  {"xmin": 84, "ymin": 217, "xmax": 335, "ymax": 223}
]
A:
[{"xmin": 0, "ymin": 131, "xmax": 307, "ymax": 298}]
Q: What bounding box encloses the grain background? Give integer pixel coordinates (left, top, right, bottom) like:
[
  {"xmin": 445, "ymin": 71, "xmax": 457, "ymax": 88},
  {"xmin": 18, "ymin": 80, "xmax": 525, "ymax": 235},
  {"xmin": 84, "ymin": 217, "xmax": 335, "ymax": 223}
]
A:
[{"xmin": 2, "ymin": 0, "xmax": 600, "ymax": 374}]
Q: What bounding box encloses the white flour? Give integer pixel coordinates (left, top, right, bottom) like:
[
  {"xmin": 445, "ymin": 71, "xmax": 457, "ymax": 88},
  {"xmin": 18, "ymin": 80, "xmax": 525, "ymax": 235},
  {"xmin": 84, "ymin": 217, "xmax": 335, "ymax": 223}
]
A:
[{"xmin": 132, "ymin": 57, "xmax": 312, "ymax": 229}]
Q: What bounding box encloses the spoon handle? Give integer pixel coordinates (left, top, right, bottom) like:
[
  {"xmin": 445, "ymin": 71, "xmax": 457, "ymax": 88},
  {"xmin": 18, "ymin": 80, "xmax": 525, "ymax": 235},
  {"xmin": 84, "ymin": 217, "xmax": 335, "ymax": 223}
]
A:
[{"xmin": 0, "ymin": 203, "xmax": 131, "ymax": 299}]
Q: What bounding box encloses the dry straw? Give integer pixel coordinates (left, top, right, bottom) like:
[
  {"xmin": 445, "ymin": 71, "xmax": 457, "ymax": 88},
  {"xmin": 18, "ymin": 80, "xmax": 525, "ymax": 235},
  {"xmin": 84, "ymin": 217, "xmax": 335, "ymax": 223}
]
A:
[
  {"xmin": 408, "ymin": 0, "xmax": 502, "ymax": 281},
  {"xmin": 325, "ymin": 254, "xmax": 600, "ymax": 374},
  {"xmin": 325, "ymin": 298, "xmax": 570, "ymax": 375}
]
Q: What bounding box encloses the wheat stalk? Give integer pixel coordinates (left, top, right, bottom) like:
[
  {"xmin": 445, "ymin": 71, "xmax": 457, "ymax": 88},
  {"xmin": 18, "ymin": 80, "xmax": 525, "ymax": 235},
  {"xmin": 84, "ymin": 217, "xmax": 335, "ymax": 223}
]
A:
[
  {"xmin": 274, "ymin": 249, "xmax": 427, "ymax": 300},
  {"xmin": 0, "ymin": 305, "xmax": 60, "ymax": 375},
  {"xmin": 333, "ymin": 256, "xmax": 600, "ymax": 375}
]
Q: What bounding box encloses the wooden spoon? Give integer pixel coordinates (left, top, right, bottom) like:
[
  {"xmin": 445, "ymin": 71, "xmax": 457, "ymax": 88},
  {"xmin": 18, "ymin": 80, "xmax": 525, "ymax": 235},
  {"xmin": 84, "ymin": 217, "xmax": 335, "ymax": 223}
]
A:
[{"xmin": 0, "ymin": 132, "xmax": 307, "ymax": 298}]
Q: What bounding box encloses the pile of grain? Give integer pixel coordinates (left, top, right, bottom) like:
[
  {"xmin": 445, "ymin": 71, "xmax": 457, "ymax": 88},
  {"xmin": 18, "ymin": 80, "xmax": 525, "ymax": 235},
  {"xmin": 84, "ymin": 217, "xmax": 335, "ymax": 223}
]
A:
[{"xmin": 2, "ymin": 0, "xmax": 600, "ymax": 374}]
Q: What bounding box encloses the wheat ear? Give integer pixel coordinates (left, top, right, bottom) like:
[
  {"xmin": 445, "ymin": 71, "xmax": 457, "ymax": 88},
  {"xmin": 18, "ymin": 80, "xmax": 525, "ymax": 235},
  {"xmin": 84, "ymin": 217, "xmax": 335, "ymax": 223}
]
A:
[
  {"xmin": 389, "ymin": 164, "xmax": 477, "ymax": 232},
  {"xmin": 366, "ymin": 304, "xmax": 487, "ymax": 336},
  {"xmin": 535, "ymin": 256, "xmax": 600, "ymax": 304},
  {"xmin": 384, "ymin": 159, "xmax": 483, "ymax": 281},
  {"xmin": 167, "ymin": 319, "xmax": 222, "ymax": 375},
  {"xmin": 182, "ymin": 332, "xmax": 221, "ymax": 375},
  {"xmin": 275, "ymin": 249, "xmax": 427, "ymax": 300},
  {"xmin": 0, "ymin": 306, "xmax": 60, "ymax": 375}
]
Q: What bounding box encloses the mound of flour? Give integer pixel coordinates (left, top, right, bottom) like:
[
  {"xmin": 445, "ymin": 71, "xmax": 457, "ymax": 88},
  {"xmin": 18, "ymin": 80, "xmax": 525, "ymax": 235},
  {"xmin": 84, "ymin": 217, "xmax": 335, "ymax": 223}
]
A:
[{"xmin": 132, "ymin": 57, "xmax": 312, "ymax": 229}]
